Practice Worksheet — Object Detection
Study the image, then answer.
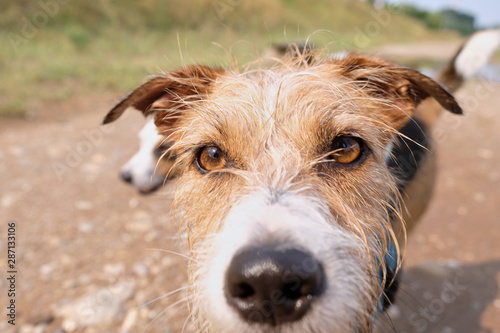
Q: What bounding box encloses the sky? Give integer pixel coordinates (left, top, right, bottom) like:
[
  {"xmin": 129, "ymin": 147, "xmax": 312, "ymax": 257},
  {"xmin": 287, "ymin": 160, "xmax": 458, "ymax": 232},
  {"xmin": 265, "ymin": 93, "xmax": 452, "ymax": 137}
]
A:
[{"xmin": 385, "ymin": 0, "xmax": 500, "ymax": 28}]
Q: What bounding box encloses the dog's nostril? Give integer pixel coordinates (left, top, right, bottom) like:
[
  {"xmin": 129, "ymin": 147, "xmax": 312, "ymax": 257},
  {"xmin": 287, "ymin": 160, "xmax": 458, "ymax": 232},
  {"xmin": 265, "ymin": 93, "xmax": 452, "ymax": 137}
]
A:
[
  {"xmin": 120, "ymin": 171, "xmax": 133, "ymax": 184},
  {"xmin": 230, "ymin": 282, "xmax": 255, "ymax": 299},
  {"xmin": 225, "ymin": 246, "xmax": 325, "ymax": 326},
  {"xmin": 283, "ymin": 282, "xmax": 304, "ymax": 299}
]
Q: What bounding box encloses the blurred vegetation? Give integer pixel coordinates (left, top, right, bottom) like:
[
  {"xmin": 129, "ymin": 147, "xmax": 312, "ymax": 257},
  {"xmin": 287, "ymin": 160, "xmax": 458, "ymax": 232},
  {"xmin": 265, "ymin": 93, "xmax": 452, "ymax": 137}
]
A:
[
  {"xmin": 384, "ymin": 2, "xmax": 476, "ymax": 36},
  {"xmin": 0, "ymin": 0, "xmax": 459, "ymax": 118}
]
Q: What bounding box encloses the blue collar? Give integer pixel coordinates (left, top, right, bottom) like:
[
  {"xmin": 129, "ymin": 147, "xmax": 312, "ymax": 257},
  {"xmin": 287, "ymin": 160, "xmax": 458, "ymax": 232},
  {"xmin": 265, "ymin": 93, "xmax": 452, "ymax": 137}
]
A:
[{"xmin": 375, "ymin": 240, "xmax": 399, "ymax": 320}]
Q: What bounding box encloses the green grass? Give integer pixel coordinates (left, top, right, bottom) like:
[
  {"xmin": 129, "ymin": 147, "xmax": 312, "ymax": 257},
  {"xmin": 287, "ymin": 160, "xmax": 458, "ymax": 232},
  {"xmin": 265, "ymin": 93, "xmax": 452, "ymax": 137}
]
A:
[{"xmin": 0, "ymin": 0, "xmax": 459, "ymax": 117}]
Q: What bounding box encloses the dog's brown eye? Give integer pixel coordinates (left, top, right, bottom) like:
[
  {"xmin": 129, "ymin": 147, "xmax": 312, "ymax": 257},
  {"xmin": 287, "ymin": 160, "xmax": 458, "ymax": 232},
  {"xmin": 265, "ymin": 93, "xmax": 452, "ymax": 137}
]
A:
[
  {"xmin": 197, "ymin": 146, "xmax": 227, "ymax": 172},
  {"xmin": 328, "ymin": 136, "xmax": 362, "ymax": 164}
]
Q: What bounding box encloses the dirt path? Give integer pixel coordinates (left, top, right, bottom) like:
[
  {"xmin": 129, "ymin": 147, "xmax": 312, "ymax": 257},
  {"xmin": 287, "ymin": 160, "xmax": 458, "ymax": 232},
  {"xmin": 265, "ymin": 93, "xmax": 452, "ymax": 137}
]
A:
[
  {"xmin": 372, "ymin": 40, "xmax": 463, "ymax": 61},
  {"xmin": 0, "ymin": 78, "xmax": 499, "ymax": 332}
]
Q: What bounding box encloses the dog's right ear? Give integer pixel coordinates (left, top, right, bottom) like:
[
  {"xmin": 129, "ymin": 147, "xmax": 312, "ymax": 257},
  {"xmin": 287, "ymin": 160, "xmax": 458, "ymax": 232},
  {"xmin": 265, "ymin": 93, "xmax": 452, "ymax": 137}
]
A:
[{"xmin": 103, "ymin": 65, "xmax": 224, "ymax": 126}]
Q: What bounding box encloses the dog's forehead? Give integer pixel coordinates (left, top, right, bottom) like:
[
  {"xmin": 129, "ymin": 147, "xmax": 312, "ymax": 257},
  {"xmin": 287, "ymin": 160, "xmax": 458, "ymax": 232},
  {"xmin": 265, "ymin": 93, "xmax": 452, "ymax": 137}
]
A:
[
  {"xmin": 212, "ymin": 64, "xmax": 352, "ymax": 113},
  {"xmin": 181, "ymin": 64, "xmax": 385, "ymax": 150}
]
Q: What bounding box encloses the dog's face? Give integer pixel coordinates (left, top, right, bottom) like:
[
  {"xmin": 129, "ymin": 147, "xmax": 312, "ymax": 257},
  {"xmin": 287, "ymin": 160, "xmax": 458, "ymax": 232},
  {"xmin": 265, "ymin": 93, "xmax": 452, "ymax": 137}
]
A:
[
  {"xmin": 119, "ymin": 115, "xmax": 176, "ymax": 194},
  {"xmin": 104, "ymin": 55, "xmax": 460, "ymax": 332}
]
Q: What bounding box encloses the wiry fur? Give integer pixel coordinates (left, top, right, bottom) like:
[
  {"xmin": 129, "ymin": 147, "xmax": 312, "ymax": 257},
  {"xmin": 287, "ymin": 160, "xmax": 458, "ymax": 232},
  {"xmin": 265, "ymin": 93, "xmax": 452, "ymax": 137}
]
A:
[
  {"xmin": 165, "ymin": 64, "xmax": 406, "ymax": 332},
  {"xmin": 103, "ymin": 35, "xmax": 498, "ymax": 331}
]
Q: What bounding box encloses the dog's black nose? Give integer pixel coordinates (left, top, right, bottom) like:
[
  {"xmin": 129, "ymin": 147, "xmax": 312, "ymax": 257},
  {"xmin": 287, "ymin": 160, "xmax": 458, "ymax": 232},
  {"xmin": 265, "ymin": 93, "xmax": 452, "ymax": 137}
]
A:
[
  {"xmin": 120, "ymin": 171, "xmax": 133, "ymax": 184},
  {"xmin": 225, "ymin": 246, "xmax": 325, "ymax": 326}
]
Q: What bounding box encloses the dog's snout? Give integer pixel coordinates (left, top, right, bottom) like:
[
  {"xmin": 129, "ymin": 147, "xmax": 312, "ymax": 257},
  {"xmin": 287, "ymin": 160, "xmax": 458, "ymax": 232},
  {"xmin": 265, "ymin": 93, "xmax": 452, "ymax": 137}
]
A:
[
  {"xmin": 225, "ymin": 246, "xmax": 325, "ymax": 326},
  {"xmin": 120, "ymin": 170, "xmax": 133, "ymax": 184}
]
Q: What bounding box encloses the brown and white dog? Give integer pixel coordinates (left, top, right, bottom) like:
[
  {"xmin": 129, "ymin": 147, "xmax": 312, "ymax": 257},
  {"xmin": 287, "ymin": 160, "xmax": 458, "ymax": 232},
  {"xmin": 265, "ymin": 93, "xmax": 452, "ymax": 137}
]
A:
[{"xmin": 104, "ymin": 31, "xmax": 499, "ymax": 332}]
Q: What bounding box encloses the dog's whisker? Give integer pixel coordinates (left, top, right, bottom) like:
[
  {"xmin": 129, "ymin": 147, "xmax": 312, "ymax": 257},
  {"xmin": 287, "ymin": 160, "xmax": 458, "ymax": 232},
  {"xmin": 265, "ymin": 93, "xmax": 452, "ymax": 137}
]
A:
[
  {"xmin": 146, "ymin": 248, "xmax": 195, "ymax": 262},
  {"xmin": 142, "ymin": 285, "xmax": 190, "ymax": 307},
  {"xmin": 391, "ymin": 285, "xmax": 426, "ymax": 311},
  {"xmin": 142, "ymin": 297, "xmax": 188, "ymax": 333},
  {"xmin": 181, "ymin": 310, "xmax": 198, "ymax": 333}
]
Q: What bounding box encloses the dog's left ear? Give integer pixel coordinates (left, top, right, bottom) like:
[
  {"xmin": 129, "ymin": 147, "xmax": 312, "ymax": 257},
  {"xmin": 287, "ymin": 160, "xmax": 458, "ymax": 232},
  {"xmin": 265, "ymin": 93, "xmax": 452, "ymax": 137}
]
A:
[{"xmin": 337, "ymin": 54, "xmax": 462, "ymax": 129}]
